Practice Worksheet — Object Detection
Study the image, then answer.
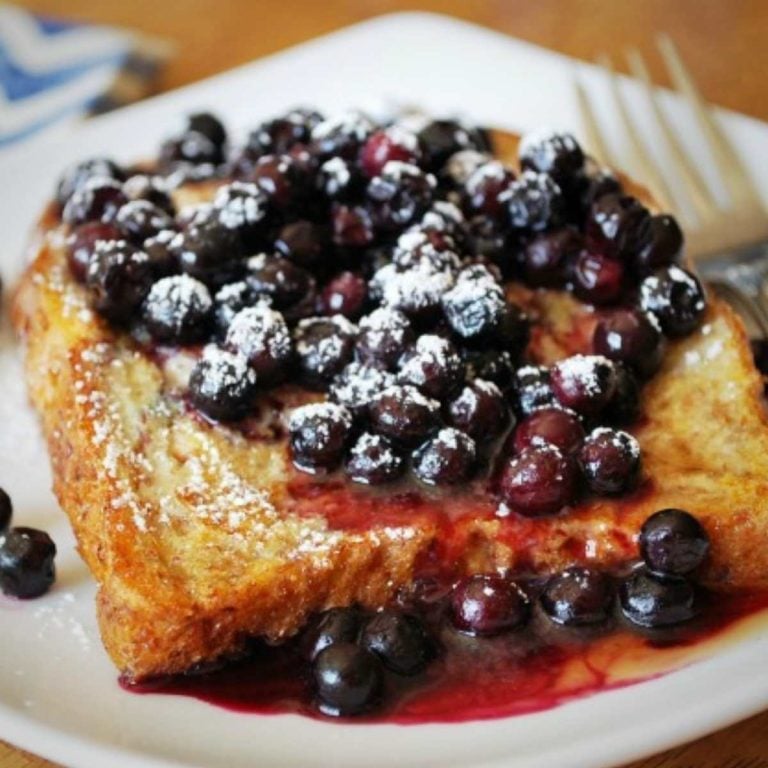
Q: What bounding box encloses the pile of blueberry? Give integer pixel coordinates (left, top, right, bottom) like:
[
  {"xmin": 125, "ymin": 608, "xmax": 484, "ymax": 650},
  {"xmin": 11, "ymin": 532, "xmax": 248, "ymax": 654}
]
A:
[
  {"xmin": 303, "ymin": 507, "xmax": 710, "ymax": 716},
  {"xmin": 56, "ymin": 107, "xmax": 707, "ymax": 510},
  {"xmin": 0, "ymin": 488, "xmax": 57, "ymax": 600}
]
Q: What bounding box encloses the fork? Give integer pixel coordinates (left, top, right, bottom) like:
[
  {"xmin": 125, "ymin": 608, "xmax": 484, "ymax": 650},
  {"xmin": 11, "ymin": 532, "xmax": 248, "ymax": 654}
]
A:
[{"xmin": 575, "ymin": 34, "xmax": 768, "ymax": 334}]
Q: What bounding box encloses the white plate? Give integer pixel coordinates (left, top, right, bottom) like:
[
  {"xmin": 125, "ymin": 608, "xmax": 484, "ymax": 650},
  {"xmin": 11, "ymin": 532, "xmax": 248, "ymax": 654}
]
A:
[{"xmin": 1, "ymin": 12, "xmax": 768, "ymax": 768}]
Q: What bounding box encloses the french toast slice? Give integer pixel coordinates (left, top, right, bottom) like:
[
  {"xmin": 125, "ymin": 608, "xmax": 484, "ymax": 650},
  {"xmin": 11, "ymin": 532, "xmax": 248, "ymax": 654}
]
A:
[{"xmin": 12, "ymin": 129, "xmax": 768, "ymax": 682}]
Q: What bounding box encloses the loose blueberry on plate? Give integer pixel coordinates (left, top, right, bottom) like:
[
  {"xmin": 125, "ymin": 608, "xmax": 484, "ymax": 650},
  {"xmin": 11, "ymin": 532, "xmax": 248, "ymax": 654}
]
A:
[
  {"xmin": 513, "ymin": 407, "xmax": 585, "ymax": 454},
  {"xmin": 639, "ymin": 508, "xmax": 710, "ymax": 577},
  {"xmin": 550, "ymin": 355, "xmax": 617, "ymax": 416},
  {"xmin": 86, "ymin": 240, "xmax": 154, "ymax": 324},
  {"xmin": 619, "ymin": 568, "xmax": 698, "ymax": 628},
  {"xmin": 289, "ymin": 402, "xmax": 353, "ymax": 472},
  {"xmin": 397, "ymin": 334, "xmax": 465, "ymax": 400},
  {"xmin": 355, "ymin": 307, "xmax": 415, "ymax": 371},
  {"xmin": 345, "ymin": 432, "xmax": 404, "ymax": 485},
  {"xmin": 360, "ymin": 610, "xmax": 433, "ymax": 675},
  {"xmin": 541, "ymin": 567, "xmax": 614, "ymax": 627},
  {"xmin": 188, "ymin": 346, "xmax": 257, "ymax": 421},
  {"xmin": 579, "ymin": 427, "xmax": 641, "ymax": 495},
  {"xmin": 225, "ymin": 304, "xmax": 293, "ymax": 384},
  {"xmin": 448, "ymin": 379, "xmax": 509, "ymax": 442},
  {"xmin": 143, "ymin": 274, "xmax": 213, "ymax": 343},
  {"xmin": 0, "ymin": 527, "xmax": 56, "ymax": 599},
  {"xmin": 412, "ymin": 427, "xmax": 477, "ymax": 486},
  {"xmin": 304, "ymin": 606, "xmax": 364, "ymax": 661},
  {"xmin": 329, "ymin": 363, "xmax": 395, "ymax": 418},
  {"xmin": 0, "ymin": 488, "xmax": 12, "ymax": 532},
  {"xmin": 450, "ymin": 574, "xmax": 530, "ymax": 636},
  {"xmin": 593, "ymin": 308, "xmax": 664, "ymax": 379},
  {"xmin": 369, "ymin": 384, "xmax": 441, "ymax": 446},
  {"xmin": 294, "ymin": 315, "xmax": 357, "ymax": 389},
  {"xmin": 499, "ymin": 445, "xmax": 578, "ymax": 516},
  {"xmin": 313, "ymin": 642, "xmax": 383, "ymax": 717},
  {"xmin": 639, "ymin": 265, "xmax": 707, "ymax": 337}
]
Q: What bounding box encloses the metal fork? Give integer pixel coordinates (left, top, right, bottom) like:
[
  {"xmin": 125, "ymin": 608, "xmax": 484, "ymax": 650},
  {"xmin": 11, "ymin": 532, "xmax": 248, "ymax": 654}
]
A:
[{"xmin": 575, "ymin": 34, "xmax": 768, "ymax": 332}]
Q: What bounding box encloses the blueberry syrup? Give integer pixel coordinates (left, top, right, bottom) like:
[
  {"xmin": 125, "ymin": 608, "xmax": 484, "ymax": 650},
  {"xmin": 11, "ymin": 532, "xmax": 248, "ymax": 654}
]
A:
[{"xmin": 122, "ymin": 589, "xmax": 768, "ymax": 723}]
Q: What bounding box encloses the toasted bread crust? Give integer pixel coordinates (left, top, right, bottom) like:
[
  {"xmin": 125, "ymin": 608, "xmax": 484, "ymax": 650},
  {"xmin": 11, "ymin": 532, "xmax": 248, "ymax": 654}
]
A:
[{"xmin": 12, "ymin": 131, "xmax": 768, "ymax": 680}]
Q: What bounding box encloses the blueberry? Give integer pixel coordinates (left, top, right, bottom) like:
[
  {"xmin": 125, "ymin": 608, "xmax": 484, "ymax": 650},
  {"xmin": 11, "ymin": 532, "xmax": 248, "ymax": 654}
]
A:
[
  {"xmin": 159, "ymin": 130, "xmax": 223, "ymax": 169},
  {"xmin": 639, "ymin": 509, "xmax": 710, "ymax": 577},
  {"xmin": 213, "ymin": 281, "xmax": 261, "ymax": 336},
  {"xmin": 66, "ymin": 221, "xmax": 122, "ymax": 282},
  {"xmin": 187, "ymin": 112, "xmax": 227, "ymax": 147},
  {"xmin": 355, "ymin": 308, "xmax": 414, "ymax": 371},
  {"xmin": 313, "ymin": 643, "xmax": 383, "ymax": 716},
  {"xmin": 500, "ymin": 170, "xmax": 564, "ymax": 232},
  {"xmin": 370, "ymin": 259, "xmax": 454, "ymax": 321},
  {"xmin": 441, "ymin": 270, "xmax": 506, "ymax": 342},
  {"xmin": 463, "ymin": 161, "xmax": 515, "ymax": 219},
  {"xmin": 572, "ymin": 251, "xmax": 626, "ymax": 305},
  {"xmin": 329, "ymin": 363, "xmax": 395, "ymax": 418},
  {"xmin": 593, "ymin": 309, "xmax": 664, "ymax": 379},
  {"xmin": 586, "ymin": 194, "xmax": 652, "ymax": 260},
  {"xmin": 122, "ymin": 174, "xmax": 174, "ymax": 214},
  {"xmin": 56, "ymin": 158, "xmax": 124, "ymax": 208},
  {"xmin": 397, "ymin": 334, "xmax": 464, "ymax": 400},
  {"xmin": 345, "ymin": 432, "xmax": 404, "ymax": 485},
  {"xmin": 251, "ymin": 154, "xmax": 309, "ymax": 211},
  {"xmin": 246, "ymin": 255, "xmax": 314, "ymax": 312},
  {"xmin": 289, "ymin": 402, "xmax": 353, "ymax": 472},
  {"xmin": 541, "ymin": 567, "xmax": 614, "ymax": 626},
  {"xmin": 213, "ymin": 182, "xmax": 269, "ymax": 249},
  {"xmin": 115, "ymin": 200, "xmax": 173, "ymax": 244},
  {"xmin": 62, "ymin": 177, "xmax": 127, "ymax": 226},
  {"xmin": 360, "ymin": 610, "xmax": 433, "ymax": 675},
  {"xmin": 225, "ymin": 305, "xmax": 292, "ymax": 384},
  {"xmin": 86, "ymin": 240, "xmax": 153, "ymax": 324},
  {"xmin": 171, "ymin": 206, "xmax": 243, "ymax": 286},
  {"xmin": 523, "ymin": 228, "xmax": 583, "ymax": 287},
  {"xmin": 512, "ymin": 365, "xmax": 557, "ymax": 415},
  {"xmin": 369, "ymin": 384, "xmax": 441, "ymax": 446},
  {"xmin": 188, "ymin": 347, "xmax": 257, "ymax": 421},
  {"xmin": 463, "ymin": 349, "xmax": 516, "ymax": 392},
  {"xmin": 550, "ymin": 355, "xmax": 617, "ymax": 416},
  {"xmin": 448, "ymin": 380, "xmax": 509, "ymax": 442},
  {"xmin": 0, "ymin": 489, "xmax": 12, "ymax": 532},
  {"xmin": 273, "ymin": 220, "xmax": 325, "ymax": 269},
  {"xmin": 499, "ymin": 445, "xmax": 578, "ymax": 516},
  {"xmin": 367, "ymin": 161, "xmax": 435, "ymax": 231},
  {"xmin": 603, "ymin": 364, "xmax": 642, "ymax": 426},
  {"xmin": 417, "ymin": 119, "xmax": 489, "ymax": 171},
  {"xmin": 0, "ymin": 527, "xmax": 56, "ymax": 599},
  {"xmin": 639, "ymin": 266, "xmax": 707, "ymax": 337},
  {"xmin": 412, "ymin": 428, "xmax": 476, "ymax": 486},
  {"xmin": 579, "ymin": 427, "xmax": 641, "ymax": 495},
  {"xmin": 331, "ymin": 204, "xmax": 375, "ymax": 248},
  {"xmin": 442, "ymin": 149, "xmax": 491, "ymax": 189},
  {"xmin": 304, "ymin": 606, "xmax": 363, "ymax": 661},
  {"xmin": 619, "ymin": 569, "xmax": 698, "ymax": 628},
  {"xmin": 450, "ymin": 574, "xmax": 530, "ymax": 636},
  {"xmin": 311, "ymin": 111, "xmax": 374, "ymax": 160},
  {"xmin": 143, "ymin": 275, "xmax": 212, "ymax": 343},
  {"xmin": 520, "ymin": 130, "xmax": 584, "ymax": 183},
  {"xmin": 248, "ymin": 110, "xmax": 319, "ymax": 155},
  {"xmin": 635, "ymin": 214, "xmax": 684, "ymax": 273},
  {"xmin": 513, "ymin": 407, "xmax": 585, "ymax": 454},
  {"xmin": 360, "ymin": 126, "xmax": 421, "ymax": 178},
  {"xmin": 320, "ymin": 272, "xmax": 368, "ymax": 320},
  {"xmin": 294, "ymin": 315, "xmax": 357, "ymax": 389},
  {"xmin": 317, "ymin": 158, "xmax": 362, "ymax": 202}
]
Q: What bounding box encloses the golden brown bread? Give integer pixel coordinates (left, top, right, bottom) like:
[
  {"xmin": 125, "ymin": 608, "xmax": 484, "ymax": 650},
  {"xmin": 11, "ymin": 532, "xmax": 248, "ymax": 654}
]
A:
[{"xmin": 11, "ymin": 130, "xmax": 768, "ymax": 681}]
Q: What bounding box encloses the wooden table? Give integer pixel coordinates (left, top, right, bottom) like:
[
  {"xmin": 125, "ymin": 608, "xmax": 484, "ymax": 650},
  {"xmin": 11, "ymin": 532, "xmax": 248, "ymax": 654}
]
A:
[{"xmin": 5, "ymin": 1, "xmax": 768, "ymax": 766}]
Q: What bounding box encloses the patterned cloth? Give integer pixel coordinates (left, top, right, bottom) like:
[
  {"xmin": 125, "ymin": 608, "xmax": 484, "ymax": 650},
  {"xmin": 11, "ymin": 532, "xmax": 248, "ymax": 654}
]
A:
[{"xmin": 0, "ymin": 4, "xmax": 169, "ymax": 150}]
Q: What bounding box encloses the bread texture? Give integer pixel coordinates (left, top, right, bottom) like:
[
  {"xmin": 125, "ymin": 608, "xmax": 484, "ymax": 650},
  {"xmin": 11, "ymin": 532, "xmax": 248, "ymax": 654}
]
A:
[{"xmin": 12, "ymin": 130, "xmax": 768, "ymax": 681}]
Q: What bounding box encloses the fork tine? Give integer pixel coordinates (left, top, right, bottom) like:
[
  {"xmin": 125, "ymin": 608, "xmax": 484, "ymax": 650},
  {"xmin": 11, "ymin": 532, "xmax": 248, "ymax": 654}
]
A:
[
  {"xmin": 626, "ymin": 47, "xmax": 717, "ymax": 223},
  {"xmin": 657, "ymin": 33, "xmax": 766, "ymax": 213},
  {"xmin": 573, "ymin": 72, "xmax": 613, "ymax": 167},
  {"xmin": 597, "ymin": 53, "xmax": 676, "ymax": 213}
]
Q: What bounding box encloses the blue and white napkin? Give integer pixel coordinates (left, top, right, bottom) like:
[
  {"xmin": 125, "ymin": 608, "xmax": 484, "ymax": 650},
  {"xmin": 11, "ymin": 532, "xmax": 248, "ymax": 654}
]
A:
[{"xmin": 0, "ymin": 4, "xmax": 169, "ymax": 152}]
